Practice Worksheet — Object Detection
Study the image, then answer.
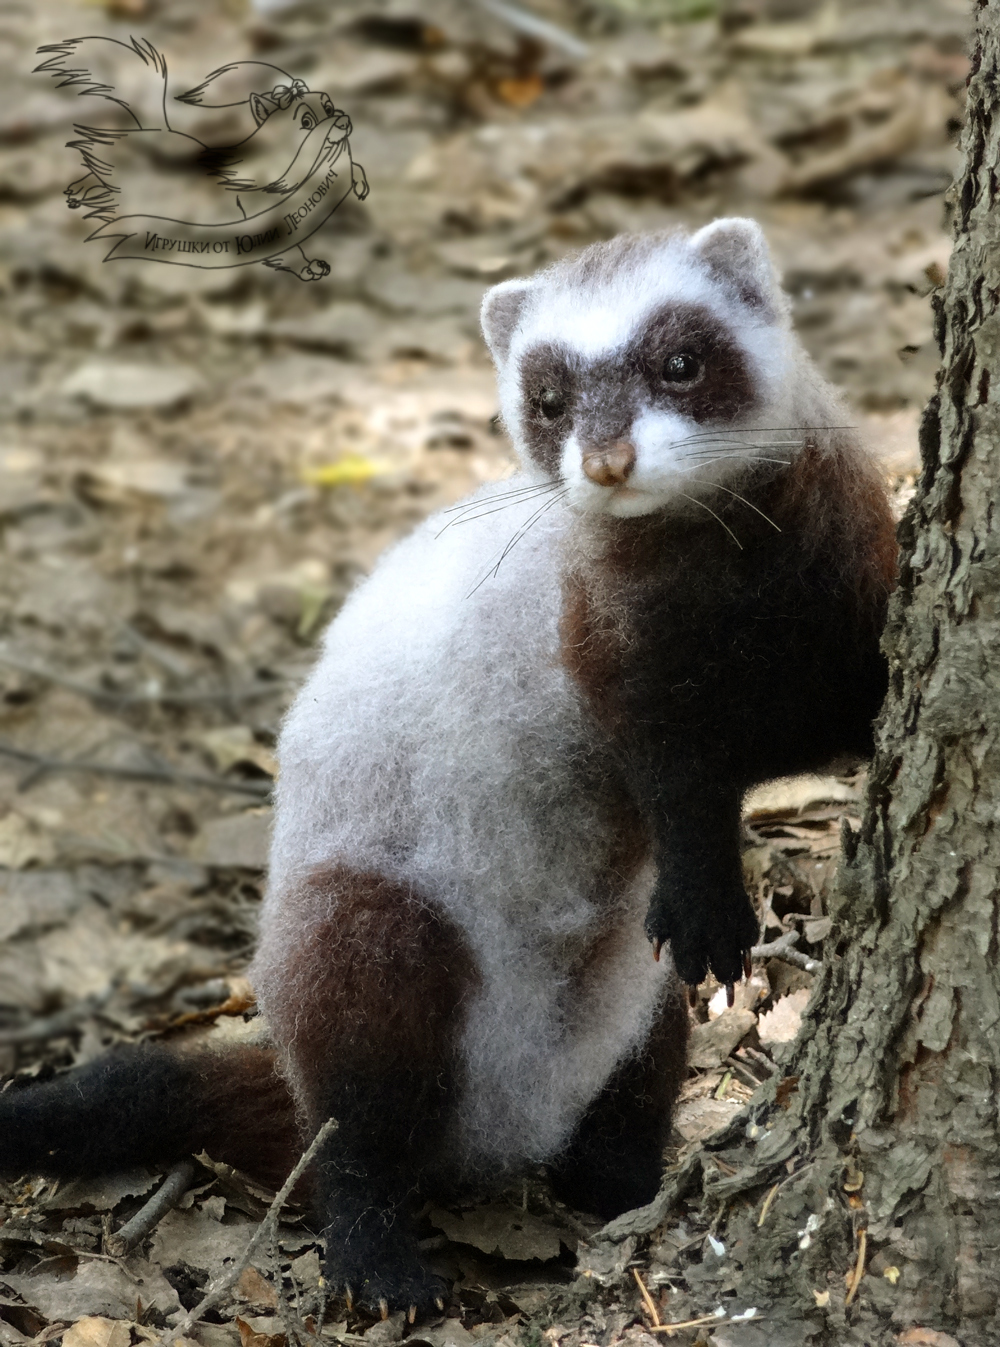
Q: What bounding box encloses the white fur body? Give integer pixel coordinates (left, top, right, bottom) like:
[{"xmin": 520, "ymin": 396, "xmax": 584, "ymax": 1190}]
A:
[
  {"xmin": 255, "ymin": 482, "xmax": 670, "ymax": 1178},
  {"xmin": 256, "ymin": 219, "xmax": 846, "ymax": 1180}
]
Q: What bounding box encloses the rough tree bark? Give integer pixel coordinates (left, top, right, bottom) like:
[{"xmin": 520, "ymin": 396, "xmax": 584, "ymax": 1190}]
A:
[{"xmin": 605, "ymin": 7, "xmax": 1000, "ymax": 1345}]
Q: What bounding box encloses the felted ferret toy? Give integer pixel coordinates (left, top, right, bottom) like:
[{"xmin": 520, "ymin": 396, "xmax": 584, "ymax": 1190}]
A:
[{"xmin": 0, "ymin": 220, "xmax": 896, "ymax": 1322}]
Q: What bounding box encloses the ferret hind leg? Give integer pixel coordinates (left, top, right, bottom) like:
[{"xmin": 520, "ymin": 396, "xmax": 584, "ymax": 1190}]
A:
[
  {"xmin": 259, "ymin": 865, "xmax": 476, "ymax": 1319},
  {"xmin": 547, "ymin": 980, "xmax": 688, "ymax": 1220}
]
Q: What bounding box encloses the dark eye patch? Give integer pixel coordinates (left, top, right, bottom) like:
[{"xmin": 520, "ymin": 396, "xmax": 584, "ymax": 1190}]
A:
[
  {"xmin": 635, "ymin": 303, "xmax": 755, "ymax": 423},
  {"xmin": 515, "ymin": 304, "xmax": 760, "ymax": 477},
  {"xmin": 519, "ymin": 343, "xmax": 577, "ymax": 476}
]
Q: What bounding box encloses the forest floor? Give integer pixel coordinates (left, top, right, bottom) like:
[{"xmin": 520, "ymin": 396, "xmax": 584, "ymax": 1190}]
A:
[{"xmin": 0, "ymin": 0, "xmax": 971, "ymax": 1345}]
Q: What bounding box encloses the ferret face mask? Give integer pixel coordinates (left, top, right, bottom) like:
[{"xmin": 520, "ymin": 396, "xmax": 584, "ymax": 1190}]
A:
[{"xmin": 481, "ymin": 219, "xmax": 795, "ymax": 518}]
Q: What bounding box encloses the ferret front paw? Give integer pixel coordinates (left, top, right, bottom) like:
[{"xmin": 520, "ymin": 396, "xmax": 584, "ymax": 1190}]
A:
[
  {"xmin": 325, "ymin": 1243, "xmax": 448, "ymax": 1322},
  {"xmin": 645, "ymin": 889, "xmax": 759, "ymax": 989}
]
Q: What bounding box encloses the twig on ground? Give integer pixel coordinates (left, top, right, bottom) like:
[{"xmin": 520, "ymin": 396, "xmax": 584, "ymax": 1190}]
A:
[
  {"xmin": 633, "ymin": 1268, "xmax": 661, "ymax": 1328},
  {"xmin": 106, "ymin": 1161, "xmax": 197, "ymax": 1256},
  {"xmin": 740, "ymin": 1046, "xmax": 776, "ymax": 1078},
  {"xmin": 472, "ymin": 0, "xmax": 589, "ymax": 58},
  {"xmin": 0, "ymin": 984, "xmax": 117, "ymax": 1045},
  {"xmin": 650, "ymin": 1312, "xmax": 725, "ymax": 1335},
  {"xmin": 0, "ymin": 650, "xmax": 285, "ymax": 711},
  {"xmin": 757, "ymin": 1183, "xmax": 780, "ymax": 1227},
  {"xmin": 159, "ymin": 1117, "xmax": 337, "ymax": 1347},
  {"xmin": 725, "ymin": 1055, "xmax": 766, "ymax": 1090},
  {"xmin": 751, "ymin": 929, "xmax": 820, "ymax": 974},
  {"xmin": 0, "ymin": 741, "xmax": 271, "ymax": 799},
  {"xmin": 844, "ymin": 1226, "xmax": 867, "ymax": 1306}
]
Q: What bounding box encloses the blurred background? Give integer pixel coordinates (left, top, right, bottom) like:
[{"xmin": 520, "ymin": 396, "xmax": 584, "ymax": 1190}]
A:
[{"xmin": 0, "ymin": 0, "xmax": 971, "ymax": 1282}]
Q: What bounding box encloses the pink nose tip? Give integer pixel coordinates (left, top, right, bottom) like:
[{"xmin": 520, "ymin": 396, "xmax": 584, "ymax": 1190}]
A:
[{"xmin": 581, "ymin": 441, "xmax": 636, "ymax": 487}]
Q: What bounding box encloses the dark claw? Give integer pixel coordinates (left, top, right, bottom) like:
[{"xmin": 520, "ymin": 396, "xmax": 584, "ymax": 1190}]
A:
[
  {"xmin": 687, "ymin": 985, "xmax": 698, "ymax": 1008},
  {"xmin": 744, "ymin": 951, "xmax": 753, "ymax": 981},
  {"xmin": 725, "ymin": 982, "xmax": 735, "ymax": 1008},
  {"xmin": 652, "ymin": 937, "xmax": 661, "ymax": 963}
]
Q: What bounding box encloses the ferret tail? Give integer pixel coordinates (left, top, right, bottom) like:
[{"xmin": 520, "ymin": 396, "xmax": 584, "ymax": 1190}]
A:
[{"xmin": 0, "ymin": 1042, "xmax": 300, "ymax": 1191}]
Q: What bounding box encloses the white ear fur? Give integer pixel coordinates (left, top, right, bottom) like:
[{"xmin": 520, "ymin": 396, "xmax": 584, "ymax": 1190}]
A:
[
  {"xmin": 481, "ymin": 280, "xmax": 533, "ymax": 362},
  {"xmin": 689, "ymin": 217, "xmax": 778, "ymax": 314}
]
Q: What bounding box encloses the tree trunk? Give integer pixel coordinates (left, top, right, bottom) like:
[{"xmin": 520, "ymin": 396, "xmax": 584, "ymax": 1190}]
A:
[{"xmin": 655, "ymin": 7, "xmax": 1000, "ymax": 1344}]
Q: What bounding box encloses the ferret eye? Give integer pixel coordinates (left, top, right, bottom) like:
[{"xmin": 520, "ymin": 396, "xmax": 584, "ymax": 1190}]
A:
[
  {"xmin": 301, "ymin": 113, "xmax": 315, "ymax": 130},
  {"xmin": 662, "ymin": 353, "xmax": 701, "ymax": 383},
  {"xmin": 536, "ymin": 387, "xmax": 567, "ymax": 420}
]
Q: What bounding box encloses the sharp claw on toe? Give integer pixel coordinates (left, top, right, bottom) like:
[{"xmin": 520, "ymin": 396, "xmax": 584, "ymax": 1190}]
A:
[
  {"xmin": 725, "ymin": 981, "xmax": 735, "ymax": 1008},
  {"xmin": 344, "ymin": 1288, "xmax": 354, "ymax": 1311},
  {"xmin": 687, "ymin": 985, "xmax": 698, "ymax": 1008},
  {"xmin": 744, "ymin": 950, "xmax": 753, "ymax": 981},
  {"xmin": 434, "ymin": 1297, "xmax": 445, "ymax": 1312},
  {"xmin": 379, "ymin": 1299, "xmax": 389, "ymax": 1321},
  {"xmin": 408, "ymin": 1306, "xmax": 417, "ymax": 1325},
  {"xmin": 652, "ymin": 938, "xmax": 661, "ymax": 962}
]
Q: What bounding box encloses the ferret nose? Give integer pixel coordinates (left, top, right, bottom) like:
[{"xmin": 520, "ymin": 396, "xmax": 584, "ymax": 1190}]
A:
[{"xmin": 581, "ymin": 441, "xmax": 636, "ymax": 487}]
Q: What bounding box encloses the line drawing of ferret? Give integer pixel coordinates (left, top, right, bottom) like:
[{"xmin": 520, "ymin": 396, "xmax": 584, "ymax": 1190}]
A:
[{"xmin": 34, "ymin": 35, "xmax": 369, "ymax": 281}]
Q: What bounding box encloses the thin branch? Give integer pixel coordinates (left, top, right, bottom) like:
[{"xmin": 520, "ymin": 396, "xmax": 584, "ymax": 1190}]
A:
[
  {"xmin": 160, "ymin": 1117, "xmax": 337, "ymax": 1347},
  {"xmin": 751, "ymin": 930, "xmax": 821, "ymax": 974},
  {"xmin": 0, "ymin": 741, "xmax": 271, "ymax": 800},
  {"xmin": 106, "ymin": 1161, "xmax": 196, "ymax": 1256},
  {"xmin": 0, "ymin": 651, "xmax": 285, "ymax": 711},
  {"xmin": 0, "ymin": 984, "xmax": 117, "ymax": 1045},
  {"xmin": 471, "ymin": 0, "xmax": 589, "ymax": 58}
]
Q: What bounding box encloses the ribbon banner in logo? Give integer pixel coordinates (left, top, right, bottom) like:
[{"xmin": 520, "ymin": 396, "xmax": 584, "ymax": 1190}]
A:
[{"xmin": 90, "ymin": 128, "xmax": 353, "ymax": 268}]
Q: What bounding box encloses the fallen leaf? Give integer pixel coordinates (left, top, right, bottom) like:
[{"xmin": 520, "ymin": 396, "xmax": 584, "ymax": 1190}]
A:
[
  {"xmin": 189, "ymin": 810, "xmax": 272, "ymax": 869},
  {"xmin": 301, "ymin": 454, "xmax": 391, "ymax": 487},
  {"xmin": 427, "ymin": 1202, "xmax": 575, "ymax": 1261},
  {"xmin": 4, "ymin": 1257, "xmax": 179, "ymax": 1321},
  {"xmin": 745, "ymin": 774, "xmax": 859, "ymax": 817},
  {"xmin": 235, "ymin": 1317, "xmax": 286, "ymax": 1347},
  {"xmin": 495, "ymin": 75, "xmax": 544, "ymax": 108},
  {"xmin": 674, "ymin": 1095, "xmax": 746, "ymax": 1144},
  {"xmin": 61, "ymin": 362, "xmax": 201, "ymax": 411},
  {"xmin": 758, "ymin": 990, "xmax": 811, "ymax": 1046},
  {"xmin": 897, "ymin": 1331, "xmax": 961, "ymax": 1347},
  {"xmin": 194, "ymin": 727, "xmax": 277, "ymax": 778},
  {"xmin": 236, "ymin": 1267, "xmax": 278, "ymax": 1311},
  {"xmin": 688, "ymin": 1008, "xmax": 757, "ymax": 1069},
  {"xmin": 62, "ymin": 1318, "xmax": 132, "ymax": 1347}
]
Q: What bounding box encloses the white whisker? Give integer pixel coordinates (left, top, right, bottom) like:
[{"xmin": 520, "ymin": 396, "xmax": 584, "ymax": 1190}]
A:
[
  {"xmin": 436, "ymin": 484, "xmax": 560, "ymax": 538},
  {"xmin": 679, "ymin": 453, "xmax": 795, "ymax": 469},
  {"xmin": 466, "ymin": 490, "xmax": 568, "ymax": 597},
  {"xmin": 675, "ymin": 424, "xmax": 855, "ymax": 446},
  {"xmin": 677, "ymin": 491, "xmax": 743, "ymax": 549},
  {"xmin": 441, "ymin": 480, "xmax": 557, "ymax": 514},
  {"xmin": 683, "ymin": 477, "xmax": 782, "ymax": 532}
]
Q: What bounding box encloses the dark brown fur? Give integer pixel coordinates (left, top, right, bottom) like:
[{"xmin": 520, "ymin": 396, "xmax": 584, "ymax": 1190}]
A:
[
  {"xmin": 560, "ymin": 432, "xmax": 897, "ymax": 985},
  {"xmin": 267, "ymin": 865, "xmax": 478, "ymax": 1314}
]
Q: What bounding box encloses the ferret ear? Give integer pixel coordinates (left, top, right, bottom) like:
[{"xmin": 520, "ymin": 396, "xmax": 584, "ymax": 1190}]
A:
[
  {"xmin": 481, "ymin": 280, "xmax": 532, "ymax": 362},
  {"xmin": 690, "ymin": 218, "xmax": 778, "ymax": 315},
  {"xmin": 249, "ymin": 92, "xmax": 274, "ymax": 127}
]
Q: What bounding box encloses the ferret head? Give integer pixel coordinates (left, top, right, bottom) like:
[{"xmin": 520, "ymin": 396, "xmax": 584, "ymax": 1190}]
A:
[{"xmin": 481, "ymin": 220, "xmax": 797, "ymax": 518}]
